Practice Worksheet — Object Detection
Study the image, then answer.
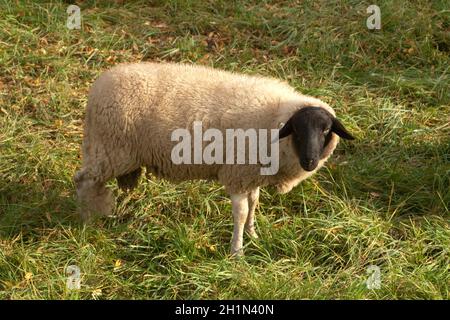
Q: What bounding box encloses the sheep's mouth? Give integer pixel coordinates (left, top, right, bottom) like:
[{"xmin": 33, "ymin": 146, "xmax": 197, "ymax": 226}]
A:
[{"xmin": 300, "ymin": 159, "xmax": 318, "ymax": 172}]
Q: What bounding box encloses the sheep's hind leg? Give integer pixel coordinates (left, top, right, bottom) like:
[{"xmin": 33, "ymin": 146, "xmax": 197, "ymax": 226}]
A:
[
  {"xmin": 245, "ymin": 187, "xmax": 259, "ymax": 239},
  {"xmin": 230, "ymin": 193, "xmax": 249, "ymax": 257}
]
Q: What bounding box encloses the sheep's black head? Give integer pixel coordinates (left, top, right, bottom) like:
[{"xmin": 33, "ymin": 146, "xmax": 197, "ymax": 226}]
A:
[{"xmin": 278, "ymin": 107, "xmax": 355, "ymax": 171}]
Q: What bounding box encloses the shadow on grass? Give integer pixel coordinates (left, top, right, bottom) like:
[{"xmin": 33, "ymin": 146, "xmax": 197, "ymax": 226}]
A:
[
  {"xmin": 0, "ymin": 173, "xmax": 80, "ymax": 240},
  {"xmin": 330, "ymin": 138, "xmax": 449, "ymax": 218}
]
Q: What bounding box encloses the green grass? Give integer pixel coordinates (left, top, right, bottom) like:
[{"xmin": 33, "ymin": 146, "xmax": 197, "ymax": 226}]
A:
[{"xmin": 0, "ymin": 0, "xmax": 449, "ymax": 299}]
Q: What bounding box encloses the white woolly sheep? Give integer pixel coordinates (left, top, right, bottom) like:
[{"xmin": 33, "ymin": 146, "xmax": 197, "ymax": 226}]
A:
[{"xmin": 74, "ymin": 62, "xmax": 354, "ymax": 256}]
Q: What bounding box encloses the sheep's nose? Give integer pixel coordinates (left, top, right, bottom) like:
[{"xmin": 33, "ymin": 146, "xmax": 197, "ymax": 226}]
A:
[
  {"xmin": 301, "ymin": 158, "xmax": 318, "ymax": 171},
  {"xmin": 304, "ymin": 158, "xmax": 315, "ymax": 168}
]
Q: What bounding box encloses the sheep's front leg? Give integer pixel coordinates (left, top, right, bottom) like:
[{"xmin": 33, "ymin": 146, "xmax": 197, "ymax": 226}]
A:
[
  {"xmin": 230, "ymin": 193, "xmax": 249, "ymax": 257},
  {"xmin": 245, "ymin": 187, "xmax": 260, "ymax": 238}
]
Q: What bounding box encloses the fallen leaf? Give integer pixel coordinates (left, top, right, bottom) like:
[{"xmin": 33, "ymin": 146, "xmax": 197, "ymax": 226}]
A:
[
  {"xmin": 283, "ymin": 45, "xmax": 296, "ymax": 55},
  {"xmin": 106, "ymin": 55, "xmax": 116, "ymax": 64},
  {"xmin": 92, "ymin": 288, "xmax": 102, "ymax": 299},
  {"xmin": 154, "ymin": 22, "xmax": 167, "ymax": 29}
]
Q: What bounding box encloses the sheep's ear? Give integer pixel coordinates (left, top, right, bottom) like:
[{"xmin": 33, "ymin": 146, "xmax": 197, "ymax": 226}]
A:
[
  {"xmin": 278, "ymin": 119, "xmax": 292, "ymax": 139},
  {"xmin": 332, "ymin": 118, "xmax": 355, "ymax": 140}
]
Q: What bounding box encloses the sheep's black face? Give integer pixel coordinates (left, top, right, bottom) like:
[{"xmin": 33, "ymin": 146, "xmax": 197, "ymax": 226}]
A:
[{"xmin": 278, "ymin": 107, "xmax": 355, "ymax": 171}]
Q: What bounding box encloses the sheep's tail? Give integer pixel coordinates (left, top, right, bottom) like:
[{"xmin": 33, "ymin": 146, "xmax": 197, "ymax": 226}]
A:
[{"xmin": 117, "ymin": 168, "xmax": 142, "ymax": 191}]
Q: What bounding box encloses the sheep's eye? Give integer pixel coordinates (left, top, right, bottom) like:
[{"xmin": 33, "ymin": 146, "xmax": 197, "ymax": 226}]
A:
[{"xmin": 323, "ymin": 128, "xmax": 330, "ymax": 135}]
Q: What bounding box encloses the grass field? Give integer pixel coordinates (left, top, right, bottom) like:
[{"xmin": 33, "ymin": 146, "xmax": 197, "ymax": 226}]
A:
[{"xmin": 0, "ymin": 0, "xmax": 449, "ymax": 299}]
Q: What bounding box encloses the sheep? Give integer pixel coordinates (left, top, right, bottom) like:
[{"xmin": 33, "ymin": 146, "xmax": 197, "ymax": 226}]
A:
[{"xmin": 74, "ymin": 62, "xmax": 354, "ymax": 256}]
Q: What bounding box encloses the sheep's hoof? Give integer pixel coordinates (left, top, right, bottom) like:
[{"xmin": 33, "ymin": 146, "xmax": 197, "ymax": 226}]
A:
[
  {"xmin": 230, "ymin": 248, "xmax": 244, "ymax": 258},
  {"xmin": 246, "ymin": 228, "xmax": 259, "ymax": 239}
]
